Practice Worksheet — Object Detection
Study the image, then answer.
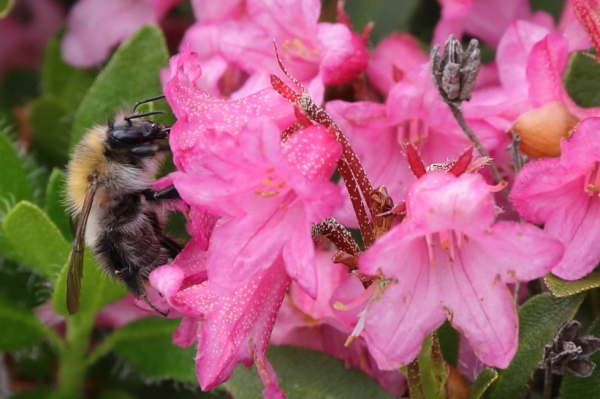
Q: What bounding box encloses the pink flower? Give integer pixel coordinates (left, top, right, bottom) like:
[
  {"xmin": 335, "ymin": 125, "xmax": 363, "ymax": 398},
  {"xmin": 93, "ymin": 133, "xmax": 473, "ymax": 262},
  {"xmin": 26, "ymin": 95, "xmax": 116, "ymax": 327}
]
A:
[
  {"xmin": 164, "ymin": 48, "xmax": 342, "ymax": 297},
  {"xmin": 325, "ymin": 100, "xmax": 413, "ymax": 227},
  {"xmin": 0, "ymin": 0, "xmax": 63, "ymax": 74},
  {"xmin": 62, "ymin": 0, "xmax": 179, "ymax": 67},
  {"xmin": 387, "ymin": 64, "xmax": 509, "ymax": 165},
  {"xmin": 366, "ymin": 32, "xmax": 429, "ymax": 96},
  {"xmin": 511, "ymin": 117, "xmax": 600, "ymax": 280},
  {"xmin": 357, "ymin": 171, "xmax": 563, "ymax": 369},
  {"xmin": 434, "ymin": 0, "xmax": 534, "ymax": 48},
  {"xmin": 271, "ymin": 248, "xmax": 407, "ymax": 396},
  {"xmin": 150, "ymin": 239, "xmax": 289, "ymax": 397},
  {"xmin": 182, "ymin": 0, "xmax": 368, "ymax": 99}
]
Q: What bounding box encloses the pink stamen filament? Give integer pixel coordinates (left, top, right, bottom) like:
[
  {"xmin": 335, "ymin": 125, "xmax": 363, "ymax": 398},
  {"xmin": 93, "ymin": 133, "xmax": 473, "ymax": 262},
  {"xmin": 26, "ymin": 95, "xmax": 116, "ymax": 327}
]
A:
[{"xmin": 426, "ymin": 230, "xmax": 463, "ymax": 265}]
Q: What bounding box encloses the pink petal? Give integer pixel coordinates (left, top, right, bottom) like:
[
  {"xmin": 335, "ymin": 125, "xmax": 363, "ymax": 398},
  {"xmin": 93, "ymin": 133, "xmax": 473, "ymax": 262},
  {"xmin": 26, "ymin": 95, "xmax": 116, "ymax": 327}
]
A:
[
  {"xmin": 366, "ymin": 33, "xmax": 428, "ymax": 95},
  {"xmin": 176, "ymin": 260, "xmax": 290, "ymax": 390},
  {"xmin": 316, "ymin": 22, "xmax": 368, "ymax": 85},
  {"xmin": 437, "ymin": 253, "xmax": 518, "ymax": 368},
  {"xmin": 360, "ymin": 238, "xmax": 446, "ymax": 369}
]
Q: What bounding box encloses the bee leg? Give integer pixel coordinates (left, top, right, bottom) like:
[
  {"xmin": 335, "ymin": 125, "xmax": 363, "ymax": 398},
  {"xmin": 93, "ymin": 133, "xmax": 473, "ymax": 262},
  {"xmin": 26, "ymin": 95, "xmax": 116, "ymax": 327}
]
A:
[
  {"xmin": 153, "ymin": 185, "xmax": 180, "ymax": 200},
  {"xmin": 131, "ymin": 144, "xmax": 170, "ymax": 157},
  {"xmin": 142, "ymin": 294, "xmax": 169, "ymax": 317},
  {"xmin": 160, "ymin": 234, "xmax": 182, "ymax": 258}
]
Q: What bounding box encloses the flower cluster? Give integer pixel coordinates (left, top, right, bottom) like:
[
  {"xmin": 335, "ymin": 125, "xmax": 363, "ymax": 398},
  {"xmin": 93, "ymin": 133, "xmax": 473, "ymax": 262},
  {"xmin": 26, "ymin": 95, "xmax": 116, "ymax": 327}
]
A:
[{"xmin": 56, "ymin": 0, "xmax": 600, "ymax": 397}]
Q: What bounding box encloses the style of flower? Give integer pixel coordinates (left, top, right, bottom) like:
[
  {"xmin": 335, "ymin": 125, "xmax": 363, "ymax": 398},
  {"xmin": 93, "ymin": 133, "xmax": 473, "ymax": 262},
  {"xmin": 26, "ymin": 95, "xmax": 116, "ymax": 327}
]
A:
[
  {"xmin": 510, "ymin": 117, "xmax": 600, "ymax": 280},
  {"xmin": 356, "ymin": 171, "xmax": 563, "ymax": 369}
]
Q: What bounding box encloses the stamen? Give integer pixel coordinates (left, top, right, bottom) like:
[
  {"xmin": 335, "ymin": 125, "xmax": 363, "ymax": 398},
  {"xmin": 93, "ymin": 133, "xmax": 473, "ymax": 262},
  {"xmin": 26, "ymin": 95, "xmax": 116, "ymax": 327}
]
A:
[{"xmin": 345, "ymin": 308, "xmax": 367, "ymax": 347}]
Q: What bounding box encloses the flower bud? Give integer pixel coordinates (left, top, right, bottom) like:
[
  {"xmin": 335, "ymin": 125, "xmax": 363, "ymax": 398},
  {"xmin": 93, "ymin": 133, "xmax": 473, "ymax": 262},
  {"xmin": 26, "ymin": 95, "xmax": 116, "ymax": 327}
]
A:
[
  {"xmin": 511, "ymin": 102, "xmax": 578, "ymax": 159},
  {"xmin": 430, "ymin": 34, "xmax": 481, "ymax": 103}
]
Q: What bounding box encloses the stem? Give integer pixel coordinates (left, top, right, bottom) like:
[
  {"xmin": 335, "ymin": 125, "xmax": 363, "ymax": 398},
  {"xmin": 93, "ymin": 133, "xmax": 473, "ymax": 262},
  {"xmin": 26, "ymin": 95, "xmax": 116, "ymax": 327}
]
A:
[
  {"xmin": 447, "ymin": 102, "xmax": 504, "ymax": 185},
  {"xmin": 513, "ymin": 282, "xmax": 522, "ymax": 306},
  {"xmin": 402, "ymin": 359, "xmax": 425, "ymax": 399},
  {"xmin": 336, "ymin": 158, "xmax": 376, "ymax": 247},
  {"xmin": 57, "ymin": 314, "xmax": 95, "ymax": 396},
  {"xmin": 543, "ymin": 367, "xmax": 553, "ymax": 399}
]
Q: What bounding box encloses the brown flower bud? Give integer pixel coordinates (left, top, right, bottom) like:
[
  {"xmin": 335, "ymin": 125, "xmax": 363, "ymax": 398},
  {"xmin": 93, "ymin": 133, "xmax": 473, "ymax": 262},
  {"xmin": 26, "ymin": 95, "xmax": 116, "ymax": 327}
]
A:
[{"xmin": 511, "ymin": 102, "xmax": 579, "ymax": 159}]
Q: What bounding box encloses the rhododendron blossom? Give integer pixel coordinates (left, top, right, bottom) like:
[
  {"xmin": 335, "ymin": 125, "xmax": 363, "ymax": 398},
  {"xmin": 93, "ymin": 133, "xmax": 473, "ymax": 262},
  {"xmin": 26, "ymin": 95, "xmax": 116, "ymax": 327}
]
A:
[
  {"xmin": 511, "ymin": 117, "xmax": 600, "ymax": 280},
  {"xmin": 357, "ymin": 171, "xmax": 563, "ymax": 369}
]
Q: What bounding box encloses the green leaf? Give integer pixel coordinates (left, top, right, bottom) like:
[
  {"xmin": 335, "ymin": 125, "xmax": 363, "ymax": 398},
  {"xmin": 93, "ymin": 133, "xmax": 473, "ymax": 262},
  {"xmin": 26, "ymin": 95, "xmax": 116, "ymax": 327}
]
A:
[
  {"xmin": 0, "ymin": 0, "xmax": 13, "ymax": 17},
  {"xmin": 437, "ymin": 320, "xmax": 459, "ymax": 366},
  {"xmin": 44, "ymin": 168, "xmax": 71, "ymax": 240},
  {"xmin": 530, "ymin": 0, "xmax": 565, "ymax": 22},
  {"xmin": 108, "ymin": 317, "xmax": 196, "ymax": 384},
  {"xmin": 225, "ymin": 346, "xmax": 395, "ymax": 399},
  {"xmin": 0, "ymin": 258, "xmax": 49, "ymax": 309},
  {"xmin": 561, "ymin": 316, "xmax": 600, "ymax": 398},
  {"xmin": 0, "ymin": 296, "xmax": 50, "ymax": 350},
  {"xmin": 2, "ymin": 201, "xmax": 69, "ymax": 279},
  {"xmin": 29, "ymin": 96, "xmax": 72, "ymax": 168},
  {"xmin": 70, "ymin": 26, "xmax": 169, "ymax": 149},
  {"xmin": 484, "ymin": 293, "xmax": 585, "ymax": 399},
  {"xmin": 0, "ymin": 131, "xmax": 34, "ymax": 204},
  {"xmin": 544, "ymin": 272, "xmax": 600, "ymax": 297},
  {"xmin": 418, "ymin": 334, "xmax": 447, "ymax": 399},
  {"xmin": 564, "ymin": 49, "xmax": 600, "ymax": 108},
  {"xmin": 470, "ymin": 368, "xmax": 498, "ymax": 399},
  {"xmin": 8, "ymin": 389, "xmax": 54, "ymax": 399},
  {"xmin": 52, "ymin": 253, "xmax": 126, "ymax": 316},
  {"xmin": 42, "ymin": 33, "xmax": 96, "ymax": 112},
  {"xmin": 345, "ymin": 0, "xmax": 421, "ymax": 43}
]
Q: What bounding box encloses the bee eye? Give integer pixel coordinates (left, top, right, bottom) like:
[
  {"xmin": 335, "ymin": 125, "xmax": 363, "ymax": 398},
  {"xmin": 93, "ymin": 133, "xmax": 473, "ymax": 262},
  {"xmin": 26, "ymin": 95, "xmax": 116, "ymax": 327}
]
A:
[{"xmin": 111, "ymin": 127, "xmax": 147, "ymax": 145}]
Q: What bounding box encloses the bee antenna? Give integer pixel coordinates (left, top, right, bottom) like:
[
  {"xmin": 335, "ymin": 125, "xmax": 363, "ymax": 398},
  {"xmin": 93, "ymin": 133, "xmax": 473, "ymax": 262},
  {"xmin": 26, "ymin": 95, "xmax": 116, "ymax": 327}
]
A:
[
  {"xmin": 130, "ymin": 94, "xmax": 166, "ymax": 114},
  {"xmin": 124, "ymin": 110, "xmax": 166, "ymax": 122},
  {"xmin": 142, "ymin": 294, "xmax": 169, "ymax": 317}
]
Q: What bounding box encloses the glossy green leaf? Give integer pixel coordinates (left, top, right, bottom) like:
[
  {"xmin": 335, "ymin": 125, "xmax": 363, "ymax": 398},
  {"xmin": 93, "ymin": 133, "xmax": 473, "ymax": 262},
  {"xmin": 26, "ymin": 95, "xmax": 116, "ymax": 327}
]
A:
[
  {"xmin": 52, "ymin": 253, "xmax": 126, "ymax": 316},
  {"xmin": 561, "ymin": 316, "xmax": 600, "ymax": 398},
  {"xmin": 0, "ymin": 131, "xmax": 34, "ymax": 204},
  {"xmin": 437, "ymin": 320, "xmax": 459, "ymax": 366},
  {"xmin": 108, "ymin": 317, "xmax": 196, "ymax": 384},
  {"xmin": 70, "ymin": 26, "xmax": 169, "ymax": 149},
  {"xmin": 42, "ymin": 33, "xmax": 96, "ymax": 112},
  {"xmin": 470, "ymin": 368, "xmax": 498, "ymax": 399},
  {"xmin": 401, "ymin": 333, "xmax": 448, "ymax": 399},
  {"xmin": 44, "ymin": 168, "xmax": 71, "ymax": 240},
  {"xmin": 564, "ymin": 49, "xmax": 600, "ymax": 108},
  {"xmin": 0, "ymin": 0, "xmax": 13, "ymax": 17},
  {"xmin": 225, "ymin": 346, "xmax": 395, "ymax": 399},
  {"xmin": 418, "ymin": 334, "xmax": 447, "ymax": 399},
  {"xmin": 2, "ymin": 201, "xmax": 69, "ymax": 279},
  {"xmin": 544, "ymin": 272, "xmax": 600, "ymax": 297},
  {"xmin": 0, "ymin": 296, "xmax": 49, "ymax": 350},
  {"xmin": 29, "ymin": 96, "xmax": 72, "ymax": 168},
  {"xmin": 484, "ymin": 293, "xmax": 585, "ymax": 399}
]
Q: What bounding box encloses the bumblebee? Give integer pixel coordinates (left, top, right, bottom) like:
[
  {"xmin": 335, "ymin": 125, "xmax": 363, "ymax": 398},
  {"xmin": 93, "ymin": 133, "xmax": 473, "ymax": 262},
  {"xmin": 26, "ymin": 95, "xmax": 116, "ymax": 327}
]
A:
[{"xmin": 65, "ymin": 95, "xmax": 181, "ymax": 315}]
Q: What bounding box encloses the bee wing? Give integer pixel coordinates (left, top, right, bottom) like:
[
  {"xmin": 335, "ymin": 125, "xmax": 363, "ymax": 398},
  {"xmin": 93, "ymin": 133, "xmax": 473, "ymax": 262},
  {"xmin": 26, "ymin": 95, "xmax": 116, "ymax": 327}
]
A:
[{"xmin": 66, "ymin": 176, "xmax": 98, "ymax": 315}]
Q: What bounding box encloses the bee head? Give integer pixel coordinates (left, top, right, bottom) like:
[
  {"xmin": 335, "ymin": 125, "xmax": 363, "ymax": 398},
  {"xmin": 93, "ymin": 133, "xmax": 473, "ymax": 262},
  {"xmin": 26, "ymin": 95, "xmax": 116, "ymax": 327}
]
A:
[{"xmin": 110, "ymin": 118, "xmax": 169, "ymax": 146}]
